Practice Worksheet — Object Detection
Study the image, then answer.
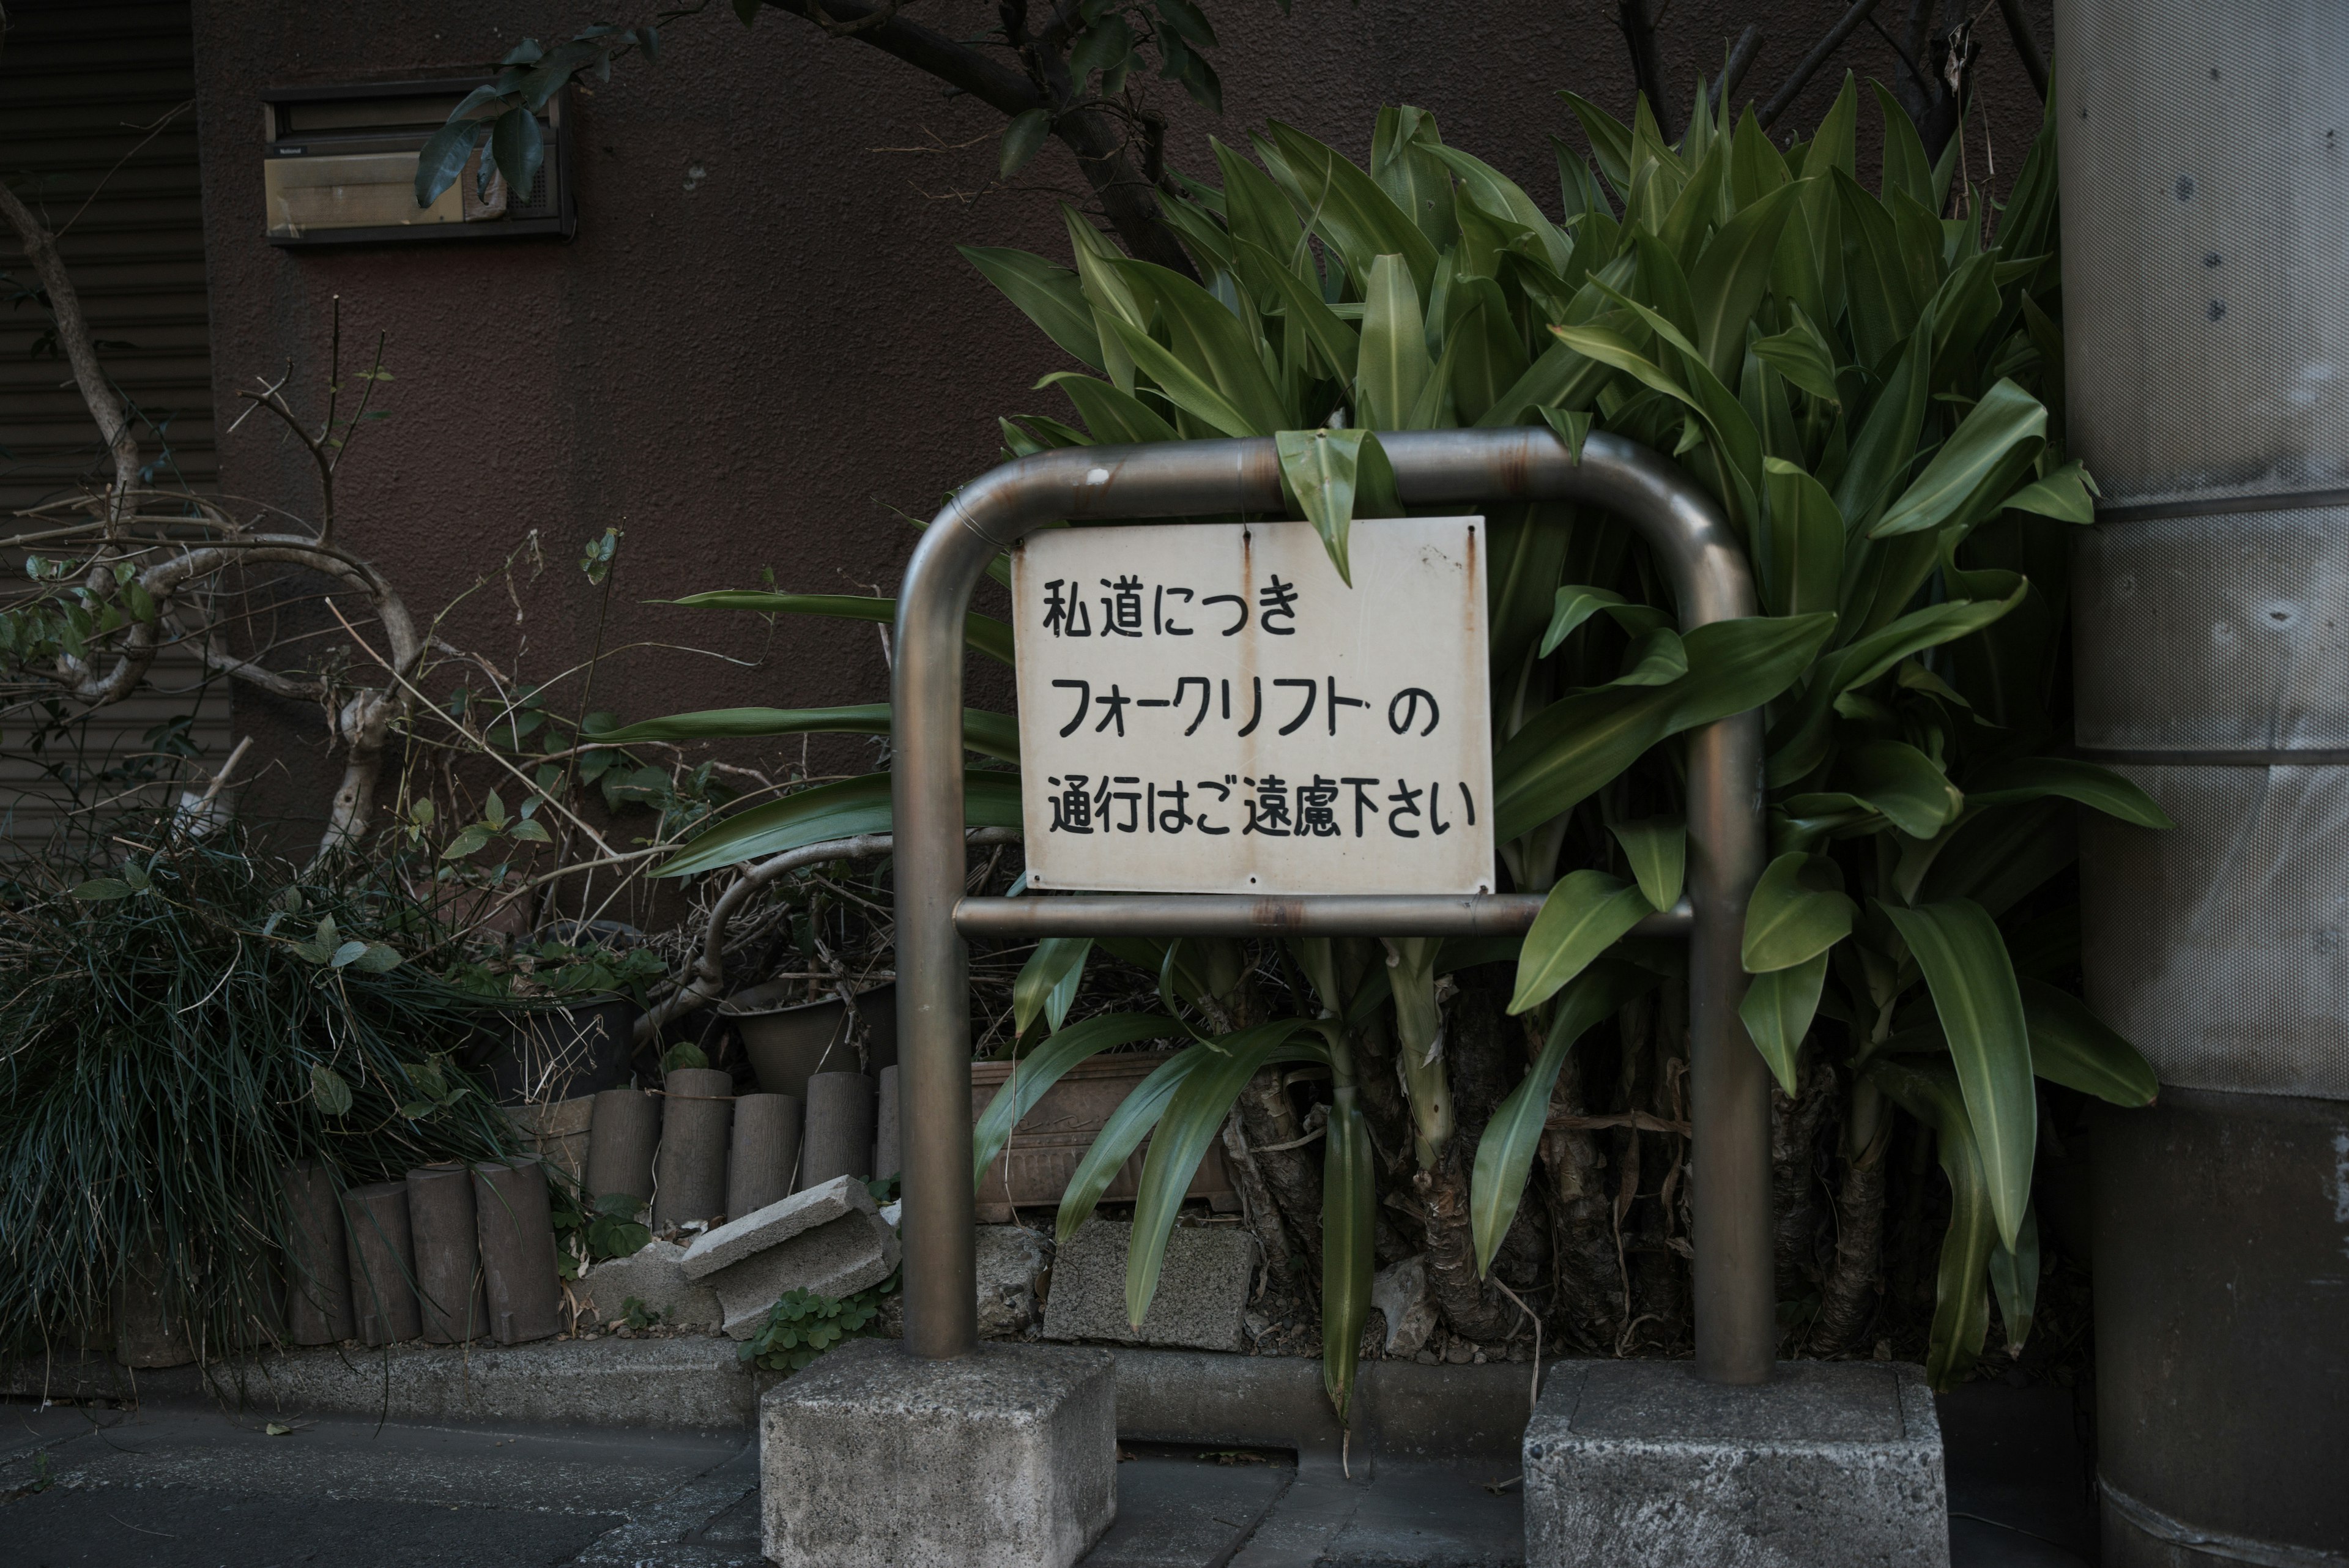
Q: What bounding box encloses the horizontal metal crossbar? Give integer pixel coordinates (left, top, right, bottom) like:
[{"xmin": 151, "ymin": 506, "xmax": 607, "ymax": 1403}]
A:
[{"xmin": 953, "ymin": 893, "xmax": 1694, "ymax": 940}]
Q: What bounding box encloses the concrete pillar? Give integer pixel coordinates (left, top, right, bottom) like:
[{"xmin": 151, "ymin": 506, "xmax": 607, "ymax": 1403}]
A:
[
  {"xmin": 341, "ymin": 1181, "xmax": 422, "ymax": 1346},
  {"xmin": 470, "ymin": 1157, "xmax": 563, "ymax": 1344},
  {"xmin": 586, "ymin": 1087, "xmax": 660, "ymax": 1205},
  {"xmin": 727, "ymin": 1093, "xmax": 801, "ymax": 1219},
  {"xmin": 800, "ymin": 1072, "xmax": 875, "ymax": 1191},
  {"xmin": 405, "ymin": 1162, "xmax": 487, "ymax": 1344},
  {"xmin": 652, "ymin": 1068, "xmax": 734, "ymax": 1228},
  {"xmin": 279, "ymin": 1159, "xmax": 352, "ymax": 1345},
  {"xmin": 2057, "ymin": 3, "xmax": 2349, "ymax": 1559}
]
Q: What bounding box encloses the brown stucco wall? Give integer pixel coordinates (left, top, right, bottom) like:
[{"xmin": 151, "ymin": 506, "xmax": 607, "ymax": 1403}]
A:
[{"xmin": 188, "ymin": 1, "xmax": 2052, "ymax": 835}]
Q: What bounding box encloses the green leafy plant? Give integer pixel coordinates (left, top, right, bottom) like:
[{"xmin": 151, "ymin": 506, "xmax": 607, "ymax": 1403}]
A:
[
  {"xmin": 738, "ymin": 1274, "xmax": 899, "ymax": 1374},
  {"xmin": 0, "ymin": 831, "xmax": 517, "ymax": 1356},
  {"xmin": 632, "ymin": 76, "xmax": 2161, "ymax": 1406}
]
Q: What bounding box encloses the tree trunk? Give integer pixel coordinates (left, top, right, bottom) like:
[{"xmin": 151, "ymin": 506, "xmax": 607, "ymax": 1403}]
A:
[
  {"xmin": 1220, "ymin": 1112, "xmax": 1305, "ymax": 1316},
  {"xmin": 1772, "ymin": 1053, "xmax": 1838, "ymax": 1304},
  {"xmin": 1413, "ymin": 1151, "xmax": 1521, "ymax": 1342},
  {"xmin": 1811, "ymin": 1124, "xmax": 1892, "ymax": 1354},
  {"xmin": 1542, "ymin": 1039, "xmax": 1621, "ymax": 1352},
  {"xmin": 1233, "ymin": 1069, "xmax": 1323, "ymax": 1289}
]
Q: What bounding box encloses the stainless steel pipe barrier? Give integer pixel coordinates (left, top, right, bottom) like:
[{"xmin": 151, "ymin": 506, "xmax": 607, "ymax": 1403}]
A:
[
  {"xmin": 954, "ymin": 893, "xmax": 1694, "ymax": 940},
  {"xmin": 892, "ymin": 426, "xmax": 1770, "ymax": 1384}
]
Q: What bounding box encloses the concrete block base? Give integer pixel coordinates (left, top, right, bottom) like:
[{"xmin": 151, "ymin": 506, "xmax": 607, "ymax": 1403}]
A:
[
  {"xmin": 760, "ymin": 1337, "xmax": 1116, "ymax": 1568},
  {"xmin": 1523, "ymin": 1359, "xmax": 1948, "ymax": 1568}
]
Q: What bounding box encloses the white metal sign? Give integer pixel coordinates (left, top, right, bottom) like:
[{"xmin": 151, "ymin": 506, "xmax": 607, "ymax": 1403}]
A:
[{"xmin": 1011, "ymin": 516, "xmax": 1494, "ymax": 896}]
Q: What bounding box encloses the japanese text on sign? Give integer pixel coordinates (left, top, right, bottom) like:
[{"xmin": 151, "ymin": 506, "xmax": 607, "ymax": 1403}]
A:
[{"xmin": 1011, "ymin": 518, "xmax": 1494, "ymax": 895}]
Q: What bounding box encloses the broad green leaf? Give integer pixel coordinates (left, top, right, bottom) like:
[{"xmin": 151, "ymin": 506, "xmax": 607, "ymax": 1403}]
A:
[
  {"xmin": 1356, "ymin": 255, "xmax": 1433, "ymax": 430},
  {"xmin": 440, "ymin": 823, "xmax": 494, "ymax": 861},
  {"xmin": 1471, "ymin": 961, "xmax": 1650, "ymax": 1273},
  {"xmin": 597, "ymin": 704, "xmax": 1020, "ymax": 764},
  {"xmin": 659, "ymin": 769, "xmax": 1022, "ymax": 876},
  {"xmin": 2002, "ymin": 459, "xmax": 2099, "ymax": 523},
  {"xmin": 1609, "ymin": 816, "xmax": 1685, "ymax": 910},
  {"xmin": 1759, "ymin": 458, "xmax": 1844, "ymax": 618},
  {"xmin": 1830, "ymin": 299, "xmax": 1933, "ymax": 532},
  {"xmin": 1369, "ymin": 104, "xmax": 1458, "ymax": 250},
  {"xmin": 1039, "ymin": 372, "xmax": 1180, "ymax": 445},
  {"xmin": 1055, "ymin": 1047, "xmax": 1211, "ymax": 1242},
  {"xmin": 1801, "ymin": 73, "xmax": 1858, "ymax": 180},
  {"xmin": 972, "ymin": 1012, "xmax": 1174, "ymax": 1184},
  {"xmin": 1843, "ymin": 740, "xmax": 1964, "ymax": 838},
  {"xmin": 1128, "ymin": 1024, "xmax": 1324, "ymax": 1325},
  {"xmin": 1118, "ymin": 260, "xmax": 1290, "ymax": 435},
  {"xmin": 1424, "ymin": 143, "xmax": 1572, "ymax": 273},
  {"xmin": 1264, "ymin": 122, "xmax": 1441, "ymax": 294},
  {"xmin": 2017, "ymin": 979, "xmax": 2159, "ymax": 1105},
  {"xmin": 1742, "ymin": 852, "xmax": 1856, "ymax": 972},
  {"xmin": 1867, "ymin": 1056, "xmax": 1997, "ymax": 1391},
  {"xmin": 1989, "ymin": 1206, "xmax": 2039, "ymax": 1353},
  {"xmin": 1213, "ymin": 138, "xmax": 1304, "ymax": 269},
  {"xmin": 1538, "ymin": 407, "xmax": 1592, "ymax": 463},
  {"xmin": 1507, "ymin": 870, "xmax": 1653, "ymax": 1014},
  {"xmin": 1559, "ymin": 91, "xmax": 1633, "ymax": 195},
  {"xmin": 328, "ymin": 940, "xmax": 371, "ymax": 969},
  {"xmin": 349, "ymin": 943, "xmax": 403, "ymax": 974},
  {"xmin": 1616, "ymin": 626, "xmax": 1688, "ymax": 685},
  {"xmin": 69, "ymin": 878, "xmax": 133, "ymax": 902},
  {"xmin": 1752, "ymin": 303, "xmax": 1842, "ymax": 404},
  {"xmin": 1963, "ymin": 757, "xmax": 2173, "ymax": 828},
  {"xmin": 1688, "ymin": 180, "xmax": 1798, "ymax": 383},
  {"xmin": 414, "ymin": 93, "xmax": 497, "ymax": 207},
  {"xmin": 1104, "ymin": 316, "xmax": 1261, "ymax": 437},
  {"xmin": 1537, "ymin": 584, "xmax": 1666, "ymax": 657},
  {"xmin": 1444, "ymin": 279, "xmax": 1530, "ymax": 425},
  {"xmin": 1836, "ymin": 171, "xmax": 1920, "ymax": 368},
  {"xmin": 1496, "ymin": 612, "xmax": 1837, "ymax": 841},
  {"xmin": 666, "ymin": 591, "xmax": 1014, "ymax": 668},
  {"xmin": 1768, "ymin": 582, "xmax": 2025, "ymax": 786},
  {"xmin": 1871, "ymin": 82, "xmax": 1935, "ymax": 210},
  {"xmin": 960, "ymin": 247, "xmax": 1107, "ymax": 371},
  {"xmin": 1276, "ymin": 428, "xmax": 1397, "ymax": 584},
  {"xmin": 1000, "ymin": 107, "xmax": 1052, "ymax": 177},
  {"xmin": 1740, "ymin": 950, "xmax": 1828, "ymax": 1093},
  {"xmin": 1011, "ymin": 937, "xmax": 1097, "ymax": 1039},
  {"xmin": 309, "ymin": 1062, "xmax": 354, "ymax": 1117},
  {"xmin": 1882, "ymin": 898, "xmax": 2035, "ymax": 1250},
  {"xmin": 1321, "ymin": 1094, "xmax": 1376, "ymax": 1422},
  {"xmin": 1238, "ymin": 239, "xmax": 1359, "ymax": 383},
  {"xmin": 1871, "ymin": 381, "xmax": 2049, "ymax": 537}
]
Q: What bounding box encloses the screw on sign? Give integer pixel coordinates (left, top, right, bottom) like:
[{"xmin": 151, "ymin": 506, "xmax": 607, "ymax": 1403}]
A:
[{"xmin": 1012, "ymin": 518, "xmax": 1494, "ymax": 896}]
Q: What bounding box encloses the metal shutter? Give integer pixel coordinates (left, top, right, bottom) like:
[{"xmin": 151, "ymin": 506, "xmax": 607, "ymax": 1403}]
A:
[{"xmin": 0, "ymin": 0, "xmax": 231, "ymax": 850}]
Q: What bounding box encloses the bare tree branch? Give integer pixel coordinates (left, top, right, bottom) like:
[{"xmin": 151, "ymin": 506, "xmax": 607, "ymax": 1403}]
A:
[
  {"xmin": 1758, "ymin": 0, "xmax": 1882, "ymax": 128},
  {"xmin": 1616, "ymin": 0, "xmax": 1675, "ymax": 141},
  {"xmin": 755, "ymin": 0, "xmax": 1193, "ymax": 275},
  {"xmin": 1708, "ymin": 24, "xmax": 1767, "ymax": 118},
  {"xmin": 0, "ymin": 184, "xmax": 142, "ymax": 530},
  {"xmin": 635, "ymin": 825, "xmax": 1022, "ymax": 1042},
  {"xmin": 1994, "ymin": 0, "xmax": 2048, "ymax": 100}
]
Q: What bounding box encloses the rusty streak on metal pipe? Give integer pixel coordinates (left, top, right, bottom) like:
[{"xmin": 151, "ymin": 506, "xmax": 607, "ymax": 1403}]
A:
[
  {"xmin": 954, "ymin": 893, "xmax": 1693, "ymax": 940},
  {"xmin": 892, "ymin": 428, "xmax": 1769, "ymax": 1383}
]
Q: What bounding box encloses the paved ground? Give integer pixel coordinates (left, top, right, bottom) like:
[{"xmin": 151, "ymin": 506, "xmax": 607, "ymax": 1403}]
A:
[{"xmin": 0, "ymin": 1377, "xmax": 2093, "ymax": 1567}]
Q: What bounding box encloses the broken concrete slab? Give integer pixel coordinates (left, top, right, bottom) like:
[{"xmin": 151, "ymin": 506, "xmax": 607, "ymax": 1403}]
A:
[
  {"xmin": 1371, "ymin": 1254, "xmax": 1438, "ymax": 1358},
  {"xmin": 706, "ymin": 1211, "xmax": 900, "ymax": 1340},
  {"xmin": 679, "ymin": 1173, "xmax": 872, "ymax": 1280},
  {"xmin": 976, "ymin": 1224, "xmax": 1052, "ymax": 1339},
  {"xmin": 576, "ymin": 1239, "xmax": 724, "ymax": 1333},
  {"xmin": 1042, "ymin": 1221, "xmax": 1257, "ymax": 1353},
  {"xmin": 761, "ymin": 1337, "xmax": 1115, "ymax": 1568},
  {"xmin": 1523, "ymin": 1358, "xmax": 1948, "ymax": 1568}
]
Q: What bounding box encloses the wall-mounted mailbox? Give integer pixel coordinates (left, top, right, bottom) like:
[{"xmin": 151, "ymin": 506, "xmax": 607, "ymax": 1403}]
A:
[{"xmin": 262, "ymin": 80, "xmax": 574, "ymax": 245}]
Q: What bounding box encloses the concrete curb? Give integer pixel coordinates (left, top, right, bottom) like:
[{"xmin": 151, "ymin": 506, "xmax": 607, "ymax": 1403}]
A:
[
  {"xmin": 4, "ymin": 1337, "xmax": 772, "ymax": 1433},
  {"xmin": 7, "ymin": 1337, "xmax": 1551, "ymax": 1455}
]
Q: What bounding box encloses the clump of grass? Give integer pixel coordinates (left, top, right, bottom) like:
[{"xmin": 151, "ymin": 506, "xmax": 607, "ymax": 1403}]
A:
[{"xmin": 0, "ymin": 829, "xmax": 518, "ymax": 1360}]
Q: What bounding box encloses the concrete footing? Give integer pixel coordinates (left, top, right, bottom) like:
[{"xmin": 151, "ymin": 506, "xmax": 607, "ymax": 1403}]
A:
[
  {"xmin": 1523, "ymin": 1358, "xmax": 1948, "ymax": 1568},
  {"xmin": 759, "ymin": 1338, "xmax": 1116, "ymax": 1568}
]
